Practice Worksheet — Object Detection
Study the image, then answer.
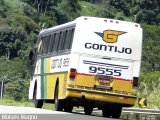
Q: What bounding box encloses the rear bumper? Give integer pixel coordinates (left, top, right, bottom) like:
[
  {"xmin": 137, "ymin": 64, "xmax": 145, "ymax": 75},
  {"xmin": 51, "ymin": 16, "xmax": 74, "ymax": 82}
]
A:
[{"xmin": 66, "ymin": 87, "xmax": 137, "ymax": 106}]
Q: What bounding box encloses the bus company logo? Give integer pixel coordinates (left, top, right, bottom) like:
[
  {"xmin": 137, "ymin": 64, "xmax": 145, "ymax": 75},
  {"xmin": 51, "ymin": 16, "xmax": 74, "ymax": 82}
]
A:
[{"xmin": 95, "ymin": 30, "xmax": 126, "ymax": 43}]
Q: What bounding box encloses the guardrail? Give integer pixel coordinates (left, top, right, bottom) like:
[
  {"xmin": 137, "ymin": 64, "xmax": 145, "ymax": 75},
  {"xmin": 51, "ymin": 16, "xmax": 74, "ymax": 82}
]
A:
[
  {"xmin": 123, "ymin": 108, "xmax": 160, "ymax": 114},
  {"xmin": 76, "ymin": 108, "xmax": 160, "ymax": 120},
  {"xmin": 122, "ymin": 108, "xmax": 160, "ymax": 120}
]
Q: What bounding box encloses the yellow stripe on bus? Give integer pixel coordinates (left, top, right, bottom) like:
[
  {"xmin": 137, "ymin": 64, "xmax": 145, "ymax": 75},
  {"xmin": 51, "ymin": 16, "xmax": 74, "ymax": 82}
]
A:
[
  {"xmin": 47, "ymin": 75, "xmax": 54, "ymax": 99},
  {"xmin": 46, "ymin": 58, "xmax": 53, "ymax": 99}
]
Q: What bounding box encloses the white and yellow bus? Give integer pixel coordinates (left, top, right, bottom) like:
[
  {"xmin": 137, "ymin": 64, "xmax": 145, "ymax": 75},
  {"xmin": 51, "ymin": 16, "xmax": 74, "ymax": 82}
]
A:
[{"xmin": 29, "ymin": 16, "xmax": 142, "ymax": 118}]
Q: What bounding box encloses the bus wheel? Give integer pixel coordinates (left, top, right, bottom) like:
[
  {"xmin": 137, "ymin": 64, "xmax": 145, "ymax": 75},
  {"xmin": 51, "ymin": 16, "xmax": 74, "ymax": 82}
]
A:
[
  {"xmin": 84, "ymin": 106, "xmax": 93, "ymax": 115},
  {"xmin": 111, "ymin": 106, "xmax": 122, "ymax": 118},
  {"xmin": 64, "ymin": 103, "xmax": 73, "ymax": 112},
  {"xmin": 35, "ymin": 99, "xmax": 43, "ymax": 108},
  {"xmin": 33, "ymin": 85, "xmax": 43, "ymax": 108},
  {"xmin": 102, "ymin": 107, "xmax": 111, "ymax": 118},
  {"xmin": 54, "ymin": 84, "xmax": 64, "ymax": 111}
]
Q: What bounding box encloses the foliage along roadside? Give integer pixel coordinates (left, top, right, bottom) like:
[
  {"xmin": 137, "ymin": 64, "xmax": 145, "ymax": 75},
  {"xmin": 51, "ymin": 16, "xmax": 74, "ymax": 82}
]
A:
[{"xmin": 0, "ymin": 0, "xmax": 159, "ymax": 108}]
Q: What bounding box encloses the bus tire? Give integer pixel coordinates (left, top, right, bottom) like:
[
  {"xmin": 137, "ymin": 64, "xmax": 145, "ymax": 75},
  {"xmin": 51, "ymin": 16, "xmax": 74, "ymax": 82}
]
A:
[
  {"xmin": 111, "ymin": 106, "xmax": 122, "ymax": 118},
  {"xmin": 102, "ymin": 107, "xmax": 111, "ymax": 118},
  {"xmin": 35, "ymin": 99, "xmax": 43, "ymax": 108},
  {"xmin": 64, "ymin": 104, "xmax": 73, "ymax": 112},
  {"xmin": 33, "ymin": 84, "xmax": 43, "ymax": 108},
  {"xmin": 54, "ymin": 84, "xmax": 64, "ymax": 111},
  {"xmin": 64, "ymin": 100, "xmax": 73, "ymax": 112},
  {"xmin": 84, "ymin": 106, "xmax": 93, "ymax": 115}
]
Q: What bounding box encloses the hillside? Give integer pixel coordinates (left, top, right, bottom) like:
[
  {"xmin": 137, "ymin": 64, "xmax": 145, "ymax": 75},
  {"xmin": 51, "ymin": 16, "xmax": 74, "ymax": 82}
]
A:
[{"xmin": 0, "ymin": 0, "xmax": 160, "ymax": 108}]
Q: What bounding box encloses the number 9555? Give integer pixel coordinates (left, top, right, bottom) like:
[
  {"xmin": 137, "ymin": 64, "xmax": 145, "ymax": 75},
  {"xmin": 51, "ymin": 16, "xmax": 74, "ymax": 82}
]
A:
[{"xmin": 89, "ymin": 66, "xmax": 121, "ymax": 77}]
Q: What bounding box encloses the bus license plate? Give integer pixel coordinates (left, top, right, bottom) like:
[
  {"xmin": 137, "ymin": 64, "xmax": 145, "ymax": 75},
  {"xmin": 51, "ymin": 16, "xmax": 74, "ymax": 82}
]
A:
[
  {"xmin": 94, "ymin": 85, "xmax": 112, "ymax": 91},
  {"xmin": 99, "ymin": 79, "xmax": 110, "ymax": 84}
]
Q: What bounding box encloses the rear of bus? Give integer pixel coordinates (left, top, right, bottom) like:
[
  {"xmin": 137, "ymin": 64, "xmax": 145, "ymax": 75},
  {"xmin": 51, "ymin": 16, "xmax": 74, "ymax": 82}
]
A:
[{"xmin": 67, "ymin": 17, "xmax": 142, "ymax": 112}]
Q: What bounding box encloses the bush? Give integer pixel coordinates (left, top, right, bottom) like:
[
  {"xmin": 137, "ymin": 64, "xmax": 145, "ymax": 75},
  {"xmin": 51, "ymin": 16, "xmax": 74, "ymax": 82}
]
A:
[
  {"xmin": 138, "ymin": 71, "xmax": 160, "ymax": 108},
  {"xmin": 0, "ymin": 57, "xmax": 30, "ymax": 101}
]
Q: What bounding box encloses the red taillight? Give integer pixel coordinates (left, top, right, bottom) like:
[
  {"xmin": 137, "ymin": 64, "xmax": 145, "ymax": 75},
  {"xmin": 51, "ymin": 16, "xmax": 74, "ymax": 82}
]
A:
[
  {"xmin": 70, "ymin": 68, "xmax": 77, "ymax": 79},
  {"xmin": 132, "ymin": 77, "xmax": 139, "ymax": 87}
]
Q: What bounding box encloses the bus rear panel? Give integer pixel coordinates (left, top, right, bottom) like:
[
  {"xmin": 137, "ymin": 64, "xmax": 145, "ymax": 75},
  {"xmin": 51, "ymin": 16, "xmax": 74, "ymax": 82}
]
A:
[{"xmin": 67, "ymin": 17, "xmax": 142, "ymax": 107}]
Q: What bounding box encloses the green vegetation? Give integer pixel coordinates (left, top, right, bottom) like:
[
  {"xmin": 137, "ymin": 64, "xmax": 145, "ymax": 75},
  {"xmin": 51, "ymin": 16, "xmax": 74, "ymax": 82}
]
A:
[
  {"xmin": 79, "ymin": 1, "xmax": 101, "ymax": 17},
  {"xmin": 0, "ymin": 99, "xmax": 34, "ymax": 107},
  {"xmin": 138, "ymin": 71, "xmax": 160, "ymax": 108},
  {"xmin": 0, "ymin": 98, "xmax": 55, "ymax": 110},
  {"xmin": 0, "ymin": 0, "xmax": 159, "ymax": 109}
]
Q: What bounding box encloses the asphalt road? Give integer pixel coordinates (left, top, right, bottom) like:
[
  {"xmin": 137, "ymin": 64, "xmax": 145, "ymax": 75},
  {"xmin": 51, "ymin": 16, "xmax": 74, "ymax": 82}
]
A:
[{"xmin": 0, "ymin": 105, "xmax": 121, "ymax": 120}]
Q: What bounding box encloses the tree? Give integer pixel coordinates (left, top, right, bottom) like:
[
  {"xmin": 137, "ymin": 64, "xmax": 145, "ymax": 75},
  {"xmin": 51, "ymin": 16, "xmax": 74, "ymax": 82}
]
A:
[
  {"xmin": 99, "ymin": 1, "xmax": 116, "ymax": 19},
  {"xmin": 0, "ymin": 0, "xmax": 8, "ymax": 18},
  {"xmin": 135, "ymin": 0, "xmax": 160, "ymax": 25},
  {"xmin": 22, "ymin": 0, "xmax": 61, "ymax": 15},
  {"xmin": 0, "ymin": 28, "xmax": 22, "ymax": 59},
  {"xmin": 55, "ymin": 0, "xmax": 81, "ymax": 24},
  {"xmin": 108, "ymin": 0, "xmax": 131, "ymax": 16},
  {"xmin": 0, "ymin": 57, "xmax": 30, "ymax": 101},
  {"xmin": 141, "ymin": 24, "xmax": 160, "ymax": 71}
]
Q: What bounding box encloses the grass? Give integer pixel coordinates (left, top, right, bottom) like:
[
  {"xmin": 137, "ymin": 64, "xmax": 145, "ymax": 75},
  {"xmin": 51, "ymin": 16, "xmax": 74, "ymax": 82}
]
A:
[
  {"xmin": 0, "ymin": 98, "xmax": 55, "ymax": 110},
  {"xmin": 0, "ymin": 99, "xmax": 34, "ymax": 107},
  {"xmin": 137, "ymin": 72, "xmax": 160, "ymax": 109}
]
